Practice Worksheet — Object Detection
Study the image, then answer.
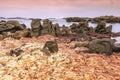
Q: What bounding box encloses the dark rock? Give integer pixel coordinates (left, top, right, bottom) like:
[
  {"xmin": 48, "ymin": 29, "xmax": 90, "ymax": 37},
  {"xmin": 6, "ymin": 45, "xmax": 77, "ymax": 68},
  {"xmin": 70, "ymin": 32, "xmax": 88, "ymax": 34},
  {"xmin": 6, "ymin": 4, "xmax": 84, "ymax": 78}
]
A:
[
  {"xmin": 75, "ymin": 38, "xmax": 116, "ymax": 56},
  {"xmin": 60, "ymin": 25, "xmax": 70, "ymax": 36},
  {"xmin": 88, "ymin": 39, "xmax": 115, "ymax": 55},
  {"xmin": 106, "ymin": 25, "xmax": 112, "ymax": 33},
  {"xmin": 13, "ymin": 28, "xmax": 31, "ymax": 39},
  {"xmin": 31, "ymin": 19, "xmax": 42, "ymax": 37},
  {"xmin": 70, "ymin": 23, "xmax": 78, "ymax": 33},
  {"xmin": 92, "ymin": 16, "xmax": 120, "ymax": 23},
  {"xmin": 41, "ymin": 19, "xmax": 52, "ymax": 35},
  {"xmin": 52, "ymin": 23, "xmax": 61, "ymax": 37},
  {"xmin": 65, "ymin": 17, "xmax": 88, "ymax": 22},
  {"xmin": 42, "ymin": 40, "xmax": 58, "ymax": 55},
  {"xmin": 2, "ymin": 32, "xmax": 14, "ymax": 38},
  {"xmin": 6, "ymin": 20, "xmax": 25, "ymax": 30},
  {"xmin": 10, "ymin": 49, "xmax": 23, "ymax": 56},
  {"xmin": 95, "ymin": 21, "xmax": 106, "ymax": 34},
  {"xmin": 0, "ymin": 20, "xmax": 25, "ymax": 34},
  {"xmin": 0, "ymin": 34, "xmax": 4, "ymax": 40}
]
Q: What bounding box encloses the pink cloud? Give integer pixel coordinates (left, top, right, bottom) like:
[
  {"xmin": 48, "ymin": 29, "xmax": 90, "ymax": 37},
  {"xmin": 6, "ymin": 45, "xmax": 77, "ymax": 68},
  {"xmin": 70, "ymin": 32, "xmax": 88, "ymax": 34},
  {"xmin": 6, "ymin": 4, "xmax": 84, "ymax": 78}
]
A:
[{"xmin": 0, "ymin": 0, "xmax": 120, "ymax": 18}]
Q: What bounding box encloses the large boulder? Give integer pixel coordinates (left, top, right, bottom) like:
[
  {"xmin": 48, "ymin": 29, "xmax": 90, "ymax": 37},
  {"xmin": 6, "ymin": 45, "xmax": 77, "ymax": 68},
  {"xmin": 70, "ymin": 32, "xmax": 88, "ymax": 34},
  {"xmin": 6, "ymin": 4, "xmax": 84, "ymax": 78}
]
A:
[
  {"xmin": 0, "ymin": 20, "xmax": 25, "ymax": 33},
  {"xmin": 70, "ymin": 23, "xmax": 78, "ymax": 33},
  {"xmin": 31, "ymin": 19, "xmax": 42, "ymax": 37},
  {"xmin": 42, "ymin": 40, "xmax": 58, "ymax": 55},
  {"xmin": 60, "ymin": 25, "xmax": 70, "ymax": 36},
  {"xmin": 52, "ymin": 23, "xmax": 61, "ymax": 37},
  {"xmin": 79, "ymin": 22, "xmax": 89, "ymax": 31},
  {"xmin": 2, "ymin": 32, "xmax": 14, "ymax": 38},
  {"xmin": 75, "ymin": 38, "xmax": 116, "ymax": 56},
  {"xmin": 106, "ymin": 25, "xmax": 112, "ymax": 33},
  {"xmin": 41, "ymin": 19, "xmax": 52, "ymax": 35},
  {"xmin": 95, "ymin": 21, "xmax": 106, "ymax": 34},
  {"xmin": 13, "ymin": 28, "xmax": 31, "ymax": 39},
  {"xmin": 6, "ymin": 20, "xmax": 25, "ymax": 30}
]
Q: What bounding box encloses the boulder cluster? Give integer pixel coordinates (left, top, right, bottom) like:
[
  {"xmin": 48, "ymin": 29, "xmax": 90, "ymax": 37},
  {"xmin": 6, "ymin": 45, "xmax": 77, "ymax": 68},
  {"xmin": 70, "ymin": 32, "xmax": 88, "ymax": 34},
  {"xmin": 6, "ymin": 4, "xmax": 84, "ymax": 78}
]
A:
[
  {"xmin": 0, "ymin": 20, "xmax": 30, "ymax": 39},
  {"xmin": 0, "ymin": 18, "xmax": 120, "ymax": 56},
  {"xmin": 65, "ymin": 16, "xmax": 120, "ymax": 23},
  {"xmin": 0, "ymin": 18, "xmax": 115, "ymax": 40},
  {"xmin": 92, "ymin": 16, "xmax": 120, "ymax": 23},
  {"xmin": 0, "ymin": 19, "xmax": 70, "ymax": 40}
]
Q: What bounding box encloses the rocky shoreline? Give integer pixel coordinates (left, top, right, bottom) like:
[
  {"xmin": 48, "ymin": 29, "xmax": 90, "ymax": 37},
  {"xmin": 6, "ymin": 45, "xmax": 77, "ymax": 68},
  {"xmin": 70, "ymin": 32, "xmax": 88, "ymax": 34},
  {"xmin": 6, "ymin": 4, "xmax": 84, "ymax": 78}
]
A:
[{"xmin": 0, "ymin": 16, "xmax": 120, "ymax": 79}]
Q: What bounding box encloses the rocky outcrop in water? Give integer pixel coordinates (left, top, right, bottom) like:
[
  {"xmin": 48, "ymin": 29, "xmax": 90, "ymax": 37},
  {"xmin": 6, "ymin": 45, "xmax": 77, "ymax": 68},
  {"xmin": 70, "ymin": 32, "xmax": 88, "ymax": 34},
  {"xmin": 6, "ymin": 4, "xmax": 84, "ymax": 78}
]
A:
[
  {"xmin": 31, "ymin": 19, "xmax": 42, "ymax": 37},
  {"xmin": 65, "ymin": 17, "xmax": 89, "ymax": 22},
  {"xmin": 95, "ymin": 21, "xmax": 112, "ymax": 34},
  {"xmin": 60, "ymin": 25, "xmax": 70, "ymax": 36},
  {"xmin": 41, "ymin": 19, "xmax": 62, "ymax": 36},
  {"xmin": 92, "ymin": 16, "xmax": 120, "ymax": 23},
  {"xmin": 0, "ymin": 20, "xmax": 25, "ymax": 34}
]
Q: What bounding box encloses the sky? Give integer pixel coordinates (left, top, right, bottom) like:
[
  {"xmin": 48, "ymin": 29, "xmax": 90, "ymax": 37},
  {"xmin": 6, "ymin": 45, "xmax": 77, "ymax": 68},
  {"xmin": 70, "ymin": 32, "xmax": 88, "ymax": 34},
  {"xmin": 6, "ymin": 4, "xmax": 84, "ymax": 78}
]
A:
[{"xmin": 0, "ymin": 0, "xmax": 120, "ymax": 18}]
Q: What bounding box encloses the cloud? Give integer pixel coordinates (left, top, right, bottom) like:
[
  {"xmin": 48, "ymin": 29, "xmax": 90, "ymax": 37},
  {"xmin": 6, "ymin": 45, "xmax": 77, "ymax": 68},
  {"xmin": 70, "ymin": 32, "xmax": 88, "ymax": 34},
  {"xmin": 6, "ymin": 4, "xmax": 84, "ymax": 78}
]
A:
[{"xmin": 0, "ymin": 0, "xmax": 120, "ymax": 18}]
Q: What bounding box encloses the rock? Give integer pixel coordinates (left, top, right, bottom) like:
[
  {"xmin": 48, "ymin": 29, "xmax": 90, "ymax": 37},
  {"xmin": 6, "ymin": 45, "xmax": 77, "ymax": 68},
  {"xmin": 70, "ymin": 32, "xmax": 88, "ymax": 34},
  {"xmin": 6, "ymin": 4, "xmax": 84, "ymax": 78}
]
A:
[
  {"xmin": 79, "ymin": 22, "xmax": 89, "ymax": 31},
  {"xmin": 42, "ymin": 19, "xmax": 51, "ymax": 34},
  {"xmin": 88, "ymin": 27, "xmax": 95, "ymax": 33},
  {"xmin": 52, "ymin": 23, "xmax": 61, "ymax": 37},
  {"xmin": 0, "ymin": 20, "xmax": 25, "ymax": 34},
  {"xmin": 75, "ymin": 38, "xmax": 116, "ymax": 56},
  {"xmin": 65, "ymin": 17, "xmax": 88, "ymax": 22},
  {"xmin": 95, "ymin": 21, "xmax": 106, "ymax": 34},
  {"xmin": 0, "ymin": 34, "xmax": 4, "ymax": 40},
  {"xmin": 60, "ymin": 25, "xmax": 70, "ymax": 36},
  {"xmin": 92, "ymin": 16, "xmax": 120, "ymax": 23},
  {"xmin": 70, "ymin": 23, "xmax": 78, "ymax": 33},
  {"xmin": 88, "ymin": 39, "xmax": 115, "ymax": 55},
  {"xmin": 42, "ymin": 40, "xmax": 58, "ymax": 55},
  {"xmin": 42, "ymin": 19, "xmax": 54, "ymax": 36},
  {"xmin": 106, "ymin": 25, "xmax": 112, "ymax": 33},
  {"xmin": 74, "ymin": 41, "xmax": 89, "ymax": 48},
  {"xmin": 13, "ymin": 28, "xmax": 31, "ymax": 39},
  {"xmin": 31, "ymin": 19, "xmax": 42, "ymax": 37},
  {"xmin": 7, "ymin": 20, "xmax": 21, "ymax": 27},
  {"xmin": 10, "ymin": 48, "xmax": 23, "ymax": 56},
  {"xmin": 2, "ymin": 32, "xmax": 14, "ymax": 38},
  {"xmin": 21, "ymin": 24, "xmax": 27, "ymax": 29},
  {"xmin": 6, "ymin": 20, "xmax": 25, "ymax": 30}
]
